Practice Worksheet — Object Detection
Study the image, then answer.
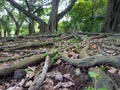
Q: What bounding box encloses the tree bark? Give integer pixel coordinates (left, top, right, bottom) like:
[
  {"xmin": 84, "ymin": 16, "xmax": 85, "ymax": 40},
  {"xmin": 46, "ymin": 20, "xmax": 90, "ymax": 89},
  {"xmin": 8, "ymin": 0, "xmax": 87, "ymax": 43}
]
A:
[
  {"xmin": 25, "ymin": 0, "xmax": 35, "ymax": 35},
  {"xmin": 102, "ymin": 0, "xmax": 120, "ymax": 33},
  {"xmin": 47, "ymin": 0, "xmax": 59, "ymax": 33}
]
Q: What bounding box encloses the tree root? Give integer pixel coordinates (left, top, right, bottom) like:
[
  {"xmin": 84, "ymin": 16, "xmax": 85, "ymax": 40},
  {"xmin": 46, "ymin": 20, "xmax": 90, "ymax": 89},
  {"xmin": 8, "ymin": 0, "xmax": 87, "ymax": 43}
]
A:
[
  {"xmin": 0, "ymin": 53, "xmax": 37, "ymax": 63},
  {"xmin": 0, "ymin": 54, "xmax": 45, "ymax": 77},
  {"xmin": 61, "ymin": 53, "xmax": 120, "ymax": 69},
  {"xmin": 89, "ymin": 67, "xmax": 119, "ymax": 90},
  {"xmin": 4, "ymin": 41, "xmax": 54, "ymax": 51}
]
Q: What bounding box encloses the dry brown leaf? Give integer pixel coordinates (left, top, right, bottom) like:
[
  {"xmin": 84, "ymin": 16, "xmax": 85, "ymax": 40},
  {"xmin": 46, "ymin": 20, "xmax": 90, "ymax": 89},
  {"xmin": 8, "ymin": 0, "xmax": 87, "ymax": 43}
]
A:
[
  {"xmin": 25, "ymin": 80, "xmax": 32, "ymax": 87},
  {"xmin": 69, "ymin": 52, "xmax": 78, "ymax": 59},
  {"xmin": 6, "ymin": 86, "xmax": 23, "ymax": 90},
  {"xmin": 54, "ymin": 59, "xmax": 61, "ymax": 65},
  {"xmin": 59, "ymin": 88, "xmax": 69, "ymax": 90},
  {"xmin": 53, "ymin": 83, "xmax": 61, "ymax": 90},
  {"xmin": 108, "ymin": 67, "xmax": 117, "ymax": 74},
  {"xmin": 18, "ymin": 79, "xmax": 25, "ymax": 86},
  {"xmin": 55, "ymin": 71, "xmax": 63, "ymax": 81},
  {"xmin": 60, "ymin": 81, "xmax": 75, "ymax": 88},
  {"xmin": 27, "ymin": 66, "xmax": 36, "ymax": 72},
  {"xmin": 63, "ymin": 73, "xmax": 70, "ymax": 79},
  {"xmin": 43, "ymin": 78, "xmax": 54, "ymax": 90}
]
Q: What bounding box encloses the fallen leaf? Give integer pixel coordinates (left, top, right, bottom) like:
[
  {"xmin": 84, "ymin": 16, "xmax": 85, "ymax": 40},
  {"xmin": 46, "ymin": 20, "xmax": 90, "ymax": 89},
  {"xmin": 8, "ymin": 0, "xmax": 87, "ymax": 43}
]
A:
[
  {"xmin": 43, "ymin": 78, "xmax": 54, "ymax": 90},
  {"xmin": 53, "ymin": 82, "xmax": 61, "ymax": 89},
  {"xmin": 54, "ymin": 59, "xmax": 61, "ymax": 65},
  {"xmin": 25, "ymin": 80, "xmax": 32, "ymax": 87},
  {"xmin": 63, "ymin": 73, "xmax": 70, "ymax": 79},
  {"xmin": 61, "ymin": 81, "xmax": 75, "ymax": 88},
  {"xmin": 6, "ymin": 86, "xmax": 23, "ymax": 90},
  {"xmin": 18, "ymin": 79, "xmax": 25, "ymax": 86},
  {"xmin": 108, "ymin": 67, "xmax": 117, "ymax": 74},
  {"xmin": 59, "ymin": 88, "xmax": 69, "ymax": 90},
  {"xmin": 27, "ymin": 66, "xmax": 36, "ymax": 72},
  {"xmin": 118, "ymin": 70, "xmax": 120, "ymax": 76},
  {"xmin": 55, "ymin": 71, "xmax": 63, "ymax": 81}
]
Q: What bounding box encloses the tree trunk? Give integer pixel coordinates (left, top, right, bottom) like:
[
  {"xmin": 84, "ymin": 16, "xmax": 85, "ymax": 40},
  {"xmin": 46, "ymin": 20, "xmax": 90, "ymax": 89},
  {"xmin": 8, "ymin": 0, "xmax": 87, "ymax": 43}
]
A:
[
  {"xmin": 4, "ymin": 30, "xmax": 6, "ymax": 37},
  {"xmin": 29, "ymin": 18, "xmax": 35, "ymax": 35},
  {"xmin": 15, "ymin": 23, "xmax": 19, "ymax": 36},
  {"xmin": 102, "ymin": 0, "xmax": 120, "ymax": 33},
  {"xmin": 47, "ymin": 0, "xmax": 59, "ymax": 34},
  {"xmin": 0, "ymin": 25, "xmax": 2, "ymax": 37}
]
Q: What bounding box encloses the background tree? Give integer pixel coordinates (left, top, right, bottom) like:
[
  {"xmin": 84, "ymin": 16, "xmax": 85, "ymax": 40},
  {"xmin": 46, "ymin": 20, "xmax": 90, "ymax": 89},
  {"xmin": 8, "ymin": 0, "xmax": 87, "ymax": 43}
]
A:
[
  {"xmin": 0, "ymin": 0, "xmax": 11, "ymax": 37},
  {"xmin": 5, "ymin": 7, "xmax": 26, "ymax": 36},
  {"xmin": 59, "ymin": 0, "xmax": 107, "ymax": 33},
  {"xmin": 102, "ymin": 0, "xmax": 120, "ymax": 33},
  {"xmin": 5, "ymin": 0, "xmax": 77, "ymax": 34}
]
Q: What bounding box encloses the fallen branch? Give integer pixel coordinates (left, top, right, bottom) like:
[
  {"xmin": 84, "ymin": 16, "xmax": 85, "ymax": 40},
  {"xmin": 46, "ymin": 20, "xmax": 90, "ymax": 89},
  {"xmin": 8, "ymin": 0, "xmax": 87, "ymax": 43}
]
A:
[{"xmin": 28, "ymin": 55, "xmax": 50, "ymax": 90}]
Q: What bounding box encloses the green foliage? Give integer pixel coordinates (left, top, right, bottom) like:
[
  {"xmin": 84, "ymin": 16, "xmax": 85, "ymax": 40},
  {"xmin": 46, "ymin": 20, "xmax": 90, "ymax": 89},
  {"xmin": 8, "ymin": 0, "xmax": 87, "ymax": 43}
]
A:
[
  {"xmin": 86, "ymin": 86, "xmax": 94, "ymax": 90},
  {"xmin": 44, "ymin": 48, "xmax": 55, "ymax": 56},
  {"xmin": 50, "ymin": 53, "xmax": 60, "ymax": 63},
  {"xmin": 88, "ymin": 71, "xmax": 99, "ymax": 79},
  {"xmin": 87, "ymin": 71, "xmax": 108, "ymax": 90},
  {"xmin": 59, "ymin": 0, "xmax": 107, "ymax": 32},
  {"xmin": 37, "ymin": 7, "xmax": 45, "ymax": 16},
  {"xmin": 66, "ymin": 37, "xmax": 79, "ymax": 43},
  {"xmin": 19, "ymin": 27, "xmax": 29, "ymax": 35},
  {"xmin": 85, "ymin": 86, "xmax": 108, "ymax": 90},
  {"xmin": 97, "ymin": 88, "xmax": 108, "ymax": 90},
  {"xmin": 58, "ymin": 21, "xmax": 73, "ymax": 33}
]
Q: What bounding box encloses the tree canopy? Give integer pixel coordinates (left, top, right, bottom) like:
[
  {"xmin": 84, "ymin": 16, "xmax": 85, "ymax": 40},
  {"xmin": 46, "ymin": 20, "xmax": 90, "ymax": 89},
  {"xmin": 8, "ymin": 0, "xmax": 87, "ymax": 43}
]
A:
[{"xmin": 0, "ymin": 0, "xmax": 119, "ymax": 37}]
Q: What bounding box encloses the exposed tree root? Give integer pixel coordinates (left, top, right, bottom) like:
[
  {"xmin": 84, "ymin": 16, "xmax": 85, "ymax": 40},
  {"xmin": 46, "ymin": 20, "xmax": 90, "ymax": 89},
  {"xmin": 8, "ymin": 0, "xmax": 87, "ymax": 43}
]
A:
[
  {"xmin": 0, "ymin": 53, "xmax": 37, "ymax": 63},
  {"xmin": 0, "ymin": 54, "xmax": 45, "ymax": 77},
  {"xmin": 0, "ymin": 33, "xmax": 120, "ymax": 89},
  {"xmin": 4, "ymin": 41, "xmax": 54, "ymax": 51},
  {"xmin": 0, "ymin": 45, "xmax": 75, "ymax": 77},
  {"xmin": 61, "ymin": 53, "xmax": 120, "ymax": 68},
  {"xmin": 79, "ymin": 37, "xmax": 90, "ymax": 58},
  {"xmin": 89, "ymin": 67, "xmax": 119, "ymax": 90}
]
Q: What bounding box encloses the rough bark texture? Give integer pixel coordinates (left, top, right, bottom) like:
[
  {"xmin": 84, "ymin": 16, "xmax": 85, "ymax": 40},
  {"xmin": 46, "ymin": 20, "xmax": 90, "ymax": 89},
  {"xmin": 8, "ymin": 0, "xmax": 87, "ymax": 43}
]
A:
[
  {"xmin": 47, "ymin": 0, "xmax": 59, "ymax": 33},
  {"xmin": 61, "ymin": 54, "xmax": 120, "ymax": 69},
  {"xmin": 0, "ymin": 54, "xmax": 45, "ymax": 76},
  {"xmin": 28, "ymin": 18, "xmax": 35, "ymax": 35},
  {"xmin": 102, "ymin": 0, "xmax": 120, "ymax": 33},
  {"xmin": 25, "ymin": 0, "xmax": 35, "ymax": 35}
]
